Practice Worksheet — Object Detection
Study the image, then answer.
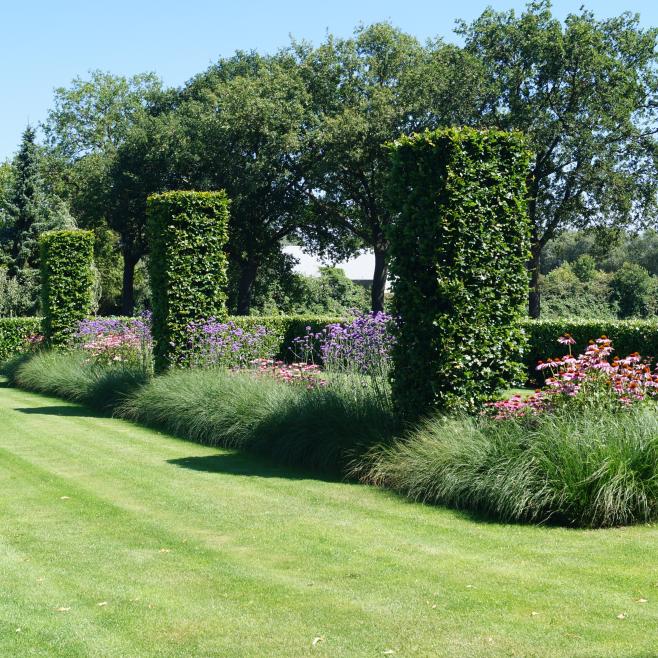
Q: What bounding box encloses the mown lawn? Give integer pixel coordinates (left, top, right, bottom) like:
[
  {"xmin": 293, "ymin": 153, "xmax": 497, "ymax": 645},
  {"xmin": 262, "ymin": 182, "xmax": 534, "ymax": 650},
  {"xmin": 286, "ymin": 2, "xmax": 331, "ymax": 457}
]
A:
[{"xmin": 1, "ymin": 380, "xmax": 657, "ymax": 657}]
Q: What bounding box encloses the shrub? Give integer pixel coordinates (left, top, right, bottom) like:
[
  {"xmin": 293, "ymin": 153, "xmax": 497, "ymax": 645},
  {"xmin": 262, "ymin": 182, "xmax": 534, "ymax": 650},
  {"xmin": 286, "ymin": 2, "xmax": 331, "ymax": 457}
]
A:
[
  {"xmin": 571, "ymin": 254, "xmax": 597, "ymax": 283},
  {"xmin": 387, "ymin": 127, "xmax": 531, "ymax": 417},
  {"xmin": 40, "ymin": 230, "xmax": 94, "ymax": 346},
  {"xmin": 298, "ymin": 266, "xmax": 370, "ymax": 315},
  {"xmin": 0, "ymin": 316, "xmax": 41, "ymax": 362},
  {"xmin": 0, "ymin": 267, "xmax": 39, "ymax": 316},
  {"xmin": 538, "ymin": 265, "xmax": 616, "ymax": 321},
  {"xmin": 610, "ymin": 262, "xmax": 654, "ymax": 318},
  {"xmin": 358, "ymin": 407, "xmax": 658, "ymax": 528},
  {"xmin": 147, "ymin": 191, "xmax": 230, "ymax": 371}
]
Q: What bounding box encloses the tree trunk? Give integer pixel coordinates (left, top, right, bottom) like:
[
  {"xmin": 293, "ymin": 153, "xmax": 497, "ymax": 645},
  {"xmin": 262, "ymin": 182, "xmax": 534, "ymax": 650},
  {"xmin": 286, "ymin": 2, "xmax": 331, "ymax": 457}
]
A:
[
  {"xmin": 371, "ymin": 248, "xmax": 388, "ymax": 313},
  {"xmin": 121, "ymin": 251, "xmax": 138, "ymax": 316},
  {"xmin": 528, "ymin": 245, "xmax": 541, "ymax": 319},
  {"xmin": 236, "ymin": 260, "xmax": 259, "ymax": 316}
]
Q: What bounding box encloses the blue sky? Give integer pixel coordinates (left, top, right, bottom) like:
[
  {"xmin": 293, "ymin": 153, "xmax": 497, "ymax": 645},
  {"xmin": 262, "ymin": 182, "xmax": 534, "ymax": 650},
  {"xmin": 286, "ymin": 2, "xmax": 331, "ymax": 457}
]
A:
[{"xmin": 1, "ymin": 0, "xmax": 657, "ymax": 160}]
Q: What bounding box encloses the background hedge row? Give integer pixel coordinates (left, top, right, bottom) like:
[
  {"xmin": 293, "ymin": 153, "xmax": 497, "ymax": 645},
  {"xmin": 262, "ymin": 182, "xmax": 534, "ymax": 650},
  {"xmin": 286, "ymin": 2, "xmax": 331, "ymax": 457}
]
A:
[
  {"xmin": 3, "ymin": 315, "xmax": 658, "ymax": 380},
  {"xmin": 245, "ymin": 317, "xmax": 658, "ymax": 369}
]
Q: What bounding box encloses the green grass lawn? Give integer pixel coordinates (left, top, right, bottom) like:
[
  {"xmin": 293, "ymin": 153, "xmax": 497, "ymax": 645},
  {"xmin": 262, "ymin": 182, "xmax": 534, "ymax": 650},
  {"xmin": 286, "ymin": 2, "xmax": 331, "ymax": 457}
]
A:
[{"xmin": 1, "ymin": 381, "xmax": 657, "ymax": 657}]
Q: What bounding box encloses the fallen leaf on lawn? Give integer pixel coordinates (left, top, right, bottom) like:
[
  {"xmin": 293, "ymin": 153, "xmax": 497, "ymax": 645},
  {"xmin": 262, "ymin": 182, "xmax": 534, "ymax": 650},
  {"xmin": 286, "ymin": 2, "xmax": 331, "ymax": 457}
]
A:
[
  {"xmin": 431, "ymin": 604, "xmax": 437, "ymax": 609},
  {"xmin": 159, "ymin": 548, "xmax": 171, "ymax": 553},
  {"xmin": 466, "ymin": 585, "xmax": 475, "ymax": 589},
  {"xmin": 56, "ymin": 607, "xmax": 71, "ymax": 612},
  {"xmin": 617, "ymin": 613, "xmax": 627, "ymax": 619},
  {"xmin": 312, "ymin": 636, "xmax": 324, "ymax": 646},
  {"xmin": 383, "ymin": 651, "xmax": 395, "ymax": 655},
  {"xmin": 531, "ymin": 611, "xmax": 539, "ymax": 616},
  {"xmin": 636, "ymin": 598, "xmax": 648, "ymax": 604},
  {"xmin": 15, "ymin": 628, "xmax": 21, "ymax": 633},
  {"xmin": 60, "ymin": 496, "xmax": 70, "ymax": 500},
  {"xmin": 97, "ymin": 601, "xmax": 108, "ymax": 607}
]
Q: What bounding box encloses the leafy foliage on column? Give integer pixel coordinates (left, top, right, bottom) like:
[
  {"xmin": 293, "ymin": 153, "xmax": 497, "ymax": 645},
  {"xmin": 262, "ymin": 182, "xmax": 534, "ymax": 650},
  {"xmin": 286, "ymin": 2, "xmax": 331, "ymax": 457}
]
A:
[
  {"xmin": 147, "ymin": 191, "xmax": 230, "ymax": 372},
  {"xmin": 387, "ymin": 127, "xmax": 531, "ymax": 417},
  {"xmin": 40, "ymin": 230, "xmax": 94, "ymax": 346}
]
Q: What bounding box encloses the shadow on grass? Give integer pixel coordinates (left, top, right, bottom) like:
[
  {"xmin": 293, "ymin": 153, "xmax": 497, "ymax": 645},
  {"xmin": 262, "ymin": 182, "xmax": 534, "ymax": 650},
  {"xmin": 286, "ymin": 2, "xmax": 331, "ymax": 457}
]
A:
[
  {"xmin": 374, "ymin": 484, "xmax": 579, "ymax": 529},
  {"xmin": 14, "ymin": 405, "xmax": 104, "ymax": 418},
  {"xmin": 168, "ymin": 452, "xmax": 345, "ymax": 484}
]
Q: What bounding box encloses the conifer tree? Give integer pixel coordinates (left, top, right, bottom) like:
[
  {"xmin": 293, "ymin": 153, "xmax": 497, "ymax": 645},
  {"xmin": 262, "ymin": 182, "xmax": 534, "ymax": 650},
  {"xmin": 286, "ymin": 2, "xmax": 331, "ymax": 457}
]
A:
[{"xmin": 5, "ymin": 126, "xmax": 75, "ymax": 276}]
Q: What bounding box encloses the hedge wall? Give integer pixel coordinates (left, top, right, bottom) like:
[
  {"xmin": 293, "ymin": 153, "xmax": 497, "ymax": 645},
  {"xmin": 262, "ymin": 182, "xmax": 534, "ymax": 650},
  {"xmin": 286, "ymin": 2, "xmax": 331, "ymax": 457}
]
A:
[
  {"xmin": 230, "ymin": 315, "xmax": 342, "ymax": 361},
  {"xmin": 147, "ymin": 191, "xmax": 230, "ymax": 372},
  {"xmin": 0, "ymin": 315, "xmax": 341, "ymax": 365},
  {"xmin": 0, "ymin": 317, "xmax": 41, "ymax": 362},
  {"xmin": 387, "ymin": 127, "xmax": 532, "ymax": 417},
  {"xmin": 3, "ymin": 315, "xmax": 658, "ymax": 378},
  {"xmin": 40, "ymin": 230, "xmax": 95, "ymax": 346}
]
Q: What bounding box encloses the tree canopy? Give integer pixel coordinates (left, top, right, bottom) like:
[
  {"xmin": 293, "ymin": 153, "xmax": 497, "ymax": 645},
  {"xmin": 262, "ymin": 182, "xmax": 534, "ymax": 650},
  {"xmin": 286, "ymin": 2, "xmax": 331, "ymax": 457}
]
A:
[
  {"xmin": 458, "ymin": 1, "xmax": 658, "ymax": 315},
  {"xmin": 295, "ymin": 23, "xmax": 482, "ymax": 310},
  {"xmin": 5, "ymin": 3, "xmax": 658, "ymax": 318}
]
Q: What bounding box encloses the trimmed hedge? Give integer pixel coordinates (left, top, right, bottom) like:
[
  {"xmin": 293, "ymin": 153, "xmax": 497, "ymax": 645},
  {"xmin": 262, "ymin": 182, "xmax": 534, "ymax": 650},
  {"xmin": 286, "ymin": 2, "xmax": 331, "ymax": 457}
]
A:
[
  {"xmin": 240, "ymin": 317, "xmax": 658, "ymax": 370},
  {"xmin": 147, "ymin": 191, "xmax": 230, "ymax": 372},
  {"xmin": 4, "ymin": 316, "xmax": 658, "ymax": 376},
  {"xmin": 0, "ymin": 317, "xmax": 41, "ymax": 362},
  {"xmin": 387, "ymin": 127, "xmax": 531, "ymax": 417},
  {"xmin": 40, "ymin": 230, "xmax": 95, "ymax": 346},
  {"xmin": 230, "ymin": 315, "xmax": 342, "ymax": 361}
]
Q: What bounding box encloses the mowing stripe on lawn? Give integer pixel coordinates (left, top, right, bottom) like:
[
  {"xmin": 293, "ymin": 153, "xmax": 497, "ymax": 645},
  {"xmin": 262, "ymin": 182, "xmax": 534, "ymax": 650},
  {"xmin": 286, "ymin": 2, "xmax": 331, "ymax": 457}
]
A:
[{"xmin": 1, "ymin": 382, "xmax": 657, "ymax": 657}]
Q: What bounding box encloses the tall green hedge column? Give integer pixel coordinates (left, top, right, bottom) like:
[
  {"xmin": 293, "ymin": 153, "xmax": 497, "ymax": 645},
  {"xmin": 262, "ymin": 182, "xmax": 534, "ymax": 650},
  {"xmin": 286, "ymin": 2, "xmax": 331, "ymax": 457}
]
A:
[
  {"xmin": 387, "ymin": 128, "xmax": 531, "ymax": 417},
  {"xmin": 40, "ymin": 230, "xmax": 95, "ymax": 346},
  {"xmin": 147, "ymin": 191, "xmax": 230, "ymax": 372}
]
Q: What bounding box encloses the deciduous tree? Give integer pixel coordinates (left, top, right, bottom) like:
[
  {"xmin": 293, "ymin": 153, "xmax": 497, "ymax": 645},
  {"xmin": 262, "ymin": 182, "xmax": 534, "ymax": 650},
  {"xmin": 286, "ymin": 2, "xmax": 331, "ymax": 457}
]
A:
[{"xmin": 458, "ymin": 1, "xmax": 658, "ymax": 317}]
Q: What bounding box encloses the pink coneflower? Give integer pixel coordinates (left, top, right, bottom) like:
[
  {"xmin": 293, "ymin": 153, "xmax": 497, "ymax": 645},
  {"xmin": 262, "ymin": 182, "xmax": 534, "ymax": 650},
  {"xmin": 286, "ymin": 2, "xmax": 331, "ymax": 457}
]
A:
[{"xmin": 557, "ymin": 333, "xmax": 576, "ymax": 346}]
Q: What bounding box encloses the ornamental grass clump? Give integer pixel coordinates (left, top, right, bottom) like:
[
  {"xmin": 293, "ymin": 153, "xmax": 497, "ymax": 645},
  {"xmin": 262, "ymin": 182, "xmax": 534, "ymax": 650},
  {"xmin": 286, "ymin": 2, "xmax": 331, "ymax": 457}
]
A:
[
  {"xmin": 358, "ymin": 407, "xmax": 658, "ymax": 528},
  {"xmin": 120, "ymin": 367, "xmax": 396, "ymax": 472},
  {"xmin": 358, "ymin": 333, "xmax": 658, "ymax": 528},
  {"xmin": 6, "ymin": 350, "xmax": 148, "ymax": 412}
]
